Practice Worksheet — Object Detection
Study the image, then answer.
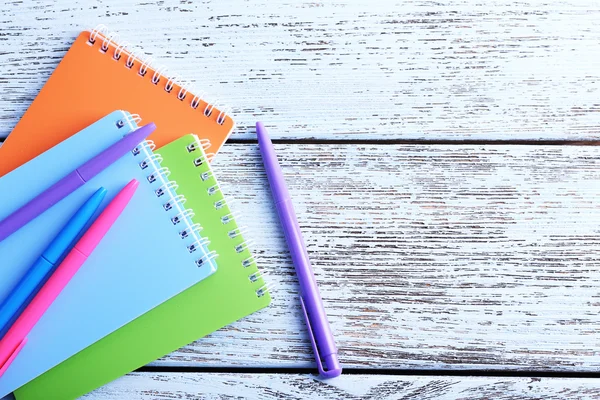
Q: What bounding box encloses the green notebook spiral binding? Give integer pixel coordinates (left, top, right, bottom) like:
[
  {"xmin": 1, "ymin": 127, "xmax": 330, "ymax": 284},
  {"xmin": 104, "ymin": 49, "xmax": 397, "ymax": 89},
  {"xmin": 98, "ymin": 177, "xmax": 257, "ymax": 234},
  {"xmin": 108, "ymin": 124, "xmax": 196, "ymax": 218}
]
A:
[{"xmin": 15, "ymin": 134, "xmax": 272, "ymax": 400}]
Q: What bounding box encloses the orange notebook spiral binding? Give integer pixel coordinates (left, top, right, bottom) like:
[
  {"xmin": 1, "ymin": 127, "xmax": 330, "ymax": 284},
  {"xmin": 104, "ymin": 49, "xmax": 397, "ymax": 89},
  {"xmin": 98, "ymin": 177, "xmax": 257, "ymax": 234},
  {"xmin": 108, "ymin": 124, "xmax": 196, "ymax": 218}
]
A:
[{"xmin": 0, "ymin": 25, "xmax": 235, "ymax": 177}]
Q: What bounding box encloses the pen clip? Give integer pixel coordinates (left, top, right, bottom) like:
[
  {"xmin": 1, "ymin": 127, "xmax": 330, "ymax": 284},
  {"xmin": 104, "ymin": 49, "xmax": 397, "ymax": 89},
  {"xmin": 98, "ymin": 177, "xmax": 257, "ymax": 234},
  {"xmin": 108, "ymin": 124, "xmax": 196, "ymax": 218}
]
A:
[
  {"xmin": 0, "ymin": 337, "xmax": 27, "ymax": 377},
  {"xmin": 299, "ymin": 296, "xmax": 328, "ymax": 377}
]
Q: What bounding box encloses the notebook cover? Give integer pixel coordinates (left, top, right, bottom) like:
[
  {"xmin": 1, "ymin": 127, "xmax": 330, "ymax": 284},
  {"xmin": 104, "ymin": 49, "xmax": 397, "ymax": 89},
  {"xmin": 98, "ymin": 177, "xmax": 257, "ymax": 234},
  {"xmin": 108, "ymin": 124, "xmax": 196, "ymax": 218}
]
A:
[
  {"xmin": 0, "ymin": 115, "xmax": 217, "ymax": 397},
  {"xmin": 14, "ymin": 135, "xmax": 272, "ymax": 400},
  {"xmin": 0, "ymin": 28, "xmax": 235, "ymax": 177}
]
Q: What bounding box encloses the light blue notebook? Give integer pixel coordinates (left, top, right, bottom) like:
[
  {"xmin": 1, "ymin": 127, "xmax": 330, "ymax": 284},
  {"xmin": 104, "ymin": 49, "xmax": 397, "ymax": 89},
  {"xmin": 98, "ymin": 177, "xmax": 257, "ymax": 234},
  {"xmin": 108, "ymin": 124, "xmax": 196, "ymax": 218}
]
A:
[{"xmin": 0, "ymin": 111, "xmax": 217, "ymax": 397}]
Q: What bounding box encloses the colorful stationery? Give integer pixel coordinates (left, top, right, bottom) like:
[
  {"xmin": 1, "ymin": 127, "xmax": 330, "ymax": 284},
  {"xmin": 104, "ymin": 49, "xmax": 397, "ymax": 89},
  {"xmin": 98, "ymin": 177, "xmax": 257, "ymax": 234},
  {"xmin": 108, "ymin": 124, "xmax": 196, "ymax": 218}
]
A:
[
  {"xmin": 0, "ymin": 181, "xmax": 136, "ymax": 377},
  {"xmin": 257, "ymin": 122, "xmax": 341, "ymax": 378},
  {"xmin": 0, "ymin": 188, "xmax": 106, "ymax": 339},
  {"xmin": 13, "ymin": 134, "xmax": 271, "ymax": 400},
  {"xmin": 0, "ymin": 25, "xmax": 235, "ymax": 177},
  {"xmin": 0, "ymin": 112, "xmax": 217, "ymax": 398},
  {"xmin": 0, "ymin": 123, "xmax": 154, "ymax": 242}
]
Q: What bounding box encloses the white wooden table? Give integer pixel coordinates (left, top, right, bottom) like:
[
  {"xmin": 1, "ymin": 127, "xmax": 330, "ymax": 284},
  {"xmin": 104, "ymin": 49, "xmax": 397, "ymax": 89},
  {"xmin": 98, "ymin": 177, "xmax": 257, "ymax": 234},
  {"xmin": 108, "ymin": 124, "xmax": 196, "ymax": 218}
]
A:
[{"xmin": 2, "ymin": 1, "xmax": 600, "ymax": 398}]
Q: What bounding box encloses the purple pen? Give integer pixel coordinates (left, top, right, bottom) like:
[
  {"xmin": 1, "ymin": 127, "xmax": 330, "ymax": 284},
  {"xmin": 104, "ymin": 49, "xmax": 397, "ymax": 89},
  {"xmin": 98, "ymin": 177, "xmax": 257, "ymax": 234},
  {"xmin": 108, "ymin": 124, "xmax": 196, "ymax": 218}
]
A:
[
  {"xmin": 0, "ymin": 123, "xmax": 156, "ymax": 242},
  {"xmin": 256, "ymin": 122, "xmax": 342, "ymax": 378}
]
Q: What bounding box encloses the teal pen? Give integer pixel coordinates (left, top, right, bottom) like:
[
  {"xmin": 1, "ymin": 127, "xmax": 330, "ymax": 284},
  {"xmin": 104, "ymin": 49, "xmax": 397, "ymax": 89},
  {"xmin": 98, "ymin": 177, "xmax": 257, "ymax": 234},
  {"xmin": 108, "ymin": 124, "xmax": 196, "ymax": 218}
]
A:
[{"xmin": 0, "ymin": 187, "xmax": 107, "ymax": 337}]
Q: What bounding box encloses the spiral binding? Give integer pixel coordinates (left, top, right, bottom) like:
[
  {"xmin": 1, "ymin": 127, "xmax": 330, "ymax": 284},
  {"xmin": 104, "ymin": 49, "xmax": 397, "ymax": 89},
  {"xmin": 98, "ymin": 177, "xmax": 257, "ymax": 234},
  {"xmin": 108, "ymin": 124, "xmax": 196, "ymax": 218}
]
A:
[
  {"xmin": 200, "ymin": 171, "xmax": 213, "ymax": 182},
  {"xmin": 116, "ymin": 113, "xmax": 142, "ymax": 129},
  {"xmin": 249, "ymin": 270, "xmax": 270, "ymax": 284},
  {"xmin": 228, "ymin": 226, "xmax": 249, "ymax": 239},
  {"xmin": 155, "ymin": 180, "xmax": 179, "ymax": 198},
  {"xmin": 180, "ymin": 223, "xmax": 202, "ymax": 239},
  {"xmin": 139, "ymin": 154, "xmax": 163, "ymax": 170},
  {"xmin": 88, "ymin": 24, "xmax": 230, "ymax": 128},
  {"xmin": 214, "ymin": 198, "xmax": 229, "ymax": 210},
  {"xmin": 171, "ymin": 208, "xmax": 195, "ymax": 226},
  {"xmin": 131, "ymin": 139, "xmax": 218, "ymax": 271},
  {"xmin": 221, "ymin": 211, "xmax": 242, "ymax": 225},
  {"xmin": 187, "ymin": 136, "xmax": 270, "ymax": 298},
  {"xmin": 234, "ymin": 239, "xmax": 255, "ymax": 254},
  {"xmin": 207, "ymin": 184, "xmax": 221, "ymax": 196},
  {"xmin": 186, "ymin": 139, "xmax": 211, "ymax": 153}
]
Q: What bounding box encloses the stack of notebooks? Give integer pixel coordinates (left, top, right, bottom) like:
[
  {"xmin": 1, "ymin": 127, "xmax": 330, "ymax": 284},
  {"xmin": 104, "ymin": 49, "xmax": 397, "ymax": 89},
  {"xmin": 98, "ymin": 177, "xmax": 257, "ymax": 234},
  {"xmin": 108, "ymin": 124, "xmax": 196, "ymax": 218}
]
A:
[{"xmin": 0, "ymin": 26, "xmax": 271, "ymax": 399}]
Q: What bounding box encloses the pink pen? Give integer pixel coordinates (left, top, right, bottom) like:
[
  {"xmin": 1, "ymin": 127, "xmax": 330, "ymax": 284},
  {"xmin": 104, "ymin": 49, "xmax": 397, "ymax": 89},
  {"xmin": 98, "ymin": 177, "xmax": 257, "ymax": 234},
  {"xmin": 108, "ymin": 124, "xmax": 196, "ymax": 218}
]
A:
[{"xmin": 0, "ymin": 179, "xmax": 139, "ymax": 376}]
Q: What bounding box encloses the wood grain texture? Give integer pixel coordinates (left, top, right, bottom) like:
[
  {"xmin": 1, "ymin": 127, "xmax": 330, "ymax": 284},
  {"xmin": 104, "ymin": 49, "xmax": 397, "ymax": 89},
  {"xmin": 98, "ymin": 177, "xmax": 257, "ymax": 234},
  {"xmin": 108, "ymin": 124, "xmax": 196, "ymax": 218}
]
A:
[
  {"xmin": 130, "ymin": 143, "xmax": 600, "ymax": 372},
  {"xmin": 3, "ymin": 0, "xmax": 600, "ymax": 396},
  {"xmin": 82, "ymin": 373, "xmax": 600, "ymax": 399},
  {"xmin": 1, "ymin": 0, "xmax": 599, "ymax": 140}
]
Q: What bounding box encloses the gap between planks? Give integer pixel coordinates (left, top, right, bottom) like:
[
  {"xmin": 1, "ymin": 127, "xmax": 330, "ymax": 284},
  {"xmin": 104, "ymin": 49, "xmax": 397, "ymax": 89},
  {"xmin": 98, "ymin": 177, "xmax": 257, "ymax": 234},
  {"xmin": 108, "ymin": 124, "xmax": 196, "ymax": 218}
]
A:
[
  {"xmin": 3, "ymin": 138, "xmax": 600, "ymax": 146},
  {"xmin": 227, "ymin": 138, "xmax": 600, "ymax": 146},
  {"xmin": 136, "ymin": 366, "xmax": 600, "ymax": 379}
]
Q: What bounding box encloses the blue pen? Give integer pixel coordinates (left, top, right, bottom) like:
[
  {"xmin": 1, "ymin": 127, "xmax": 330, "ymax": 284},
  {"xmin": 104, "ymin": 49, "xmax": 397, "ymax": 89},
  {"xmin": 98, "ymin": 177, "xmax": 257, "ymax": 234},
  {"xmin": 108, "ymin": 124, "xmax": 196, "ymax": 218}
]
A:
[{"xmin": 0, "ymin": 188, "xmax": 107, "ymax": 336}]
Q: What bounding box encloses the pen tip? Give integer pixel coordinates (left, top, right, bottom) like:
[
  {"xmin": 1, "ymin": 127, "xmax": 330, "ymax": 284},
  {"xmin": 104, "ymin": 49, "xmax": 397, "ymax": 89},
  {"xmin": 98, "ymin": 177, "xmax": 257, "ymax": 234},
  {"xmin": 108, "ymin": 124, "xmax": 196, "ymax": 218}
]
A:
[
  {"xmin": 134, "ymin": 122, "xmax": 157, "ymax": 138},
  {"xmin": 125, "ymin": 179, "xmax": 140, "ymax": 191},
  {"xmin": 93, "ymin": 187, "xmax": 108, "ymax": 200}
]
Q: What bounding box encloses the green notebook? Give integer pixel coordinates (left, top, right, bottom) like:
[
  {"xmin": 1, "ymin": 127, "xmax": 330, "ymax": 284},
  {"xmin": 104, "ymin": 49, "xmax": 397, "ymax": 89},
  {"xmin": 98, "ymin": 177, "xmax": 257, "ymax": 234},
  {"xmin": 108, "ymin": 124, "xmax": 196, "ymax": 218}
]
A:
[{"xmin": 14, "ymin": 135, "xmax": 272, "ymax": 400}]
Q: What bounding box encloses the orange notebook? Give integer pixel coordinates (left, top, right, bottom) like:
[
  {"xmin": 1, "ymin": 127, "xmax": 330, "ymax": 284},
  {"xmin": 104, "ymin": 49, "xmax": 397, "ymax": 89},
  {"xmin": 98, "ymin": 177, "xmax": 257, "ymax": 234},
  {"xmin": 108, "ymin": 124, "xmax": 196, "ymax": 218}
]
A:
[{"xmin": 0, "ymin": 25, "xmax": 235, "ymax": 177}]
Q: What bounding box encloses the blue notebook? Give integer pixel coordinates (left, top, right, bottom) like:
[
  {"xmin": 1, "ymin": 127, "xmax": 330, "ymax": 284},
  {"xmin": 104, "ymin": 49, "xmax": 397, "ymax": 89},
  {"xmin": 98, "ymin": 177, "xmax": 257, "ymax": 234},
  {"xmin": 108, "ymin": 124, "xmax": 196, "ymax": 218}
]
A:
[{"xmin": 0, "ymin": 111, "xmax": 217, "ymax": 397}]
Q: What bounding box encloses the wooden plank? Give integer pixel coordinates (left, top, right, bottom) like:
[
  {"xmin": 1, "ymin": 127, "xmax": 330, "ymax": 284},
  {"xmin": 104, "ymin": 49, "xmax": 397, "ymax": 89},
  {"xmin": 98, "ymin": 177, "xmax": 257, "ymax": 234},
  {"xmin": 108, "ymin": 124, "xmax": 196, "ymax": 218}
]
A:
[
  {"xmin": 83, "ymin": 373, "xmax": 600, "ymax": 399},
  {"xmin": 139, "ymin": 143, "xmax": 600, "ymax": 371},
  {"xmin": 1, "ymin": 0, "xmax": 599, "ymax": 140}
]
